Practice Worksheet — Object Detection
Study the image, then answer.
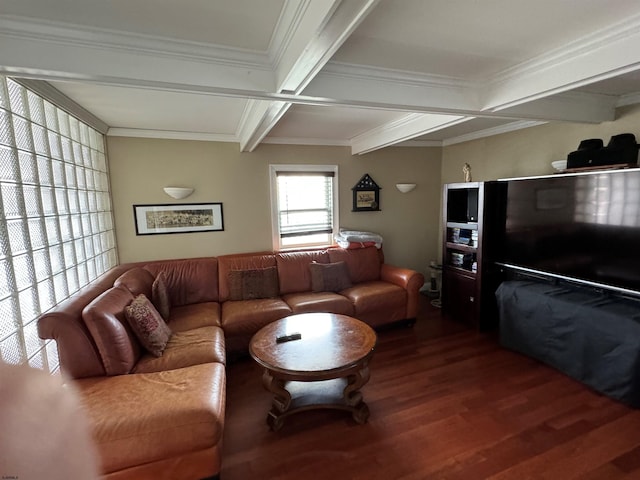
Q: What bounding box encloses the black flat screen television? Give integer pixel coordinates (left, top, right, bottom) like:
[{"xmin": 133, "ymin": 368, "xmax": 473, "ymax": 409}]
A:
[{"xmin": 497, "ymin": 168, "xmax": 640, "ymax": 296}]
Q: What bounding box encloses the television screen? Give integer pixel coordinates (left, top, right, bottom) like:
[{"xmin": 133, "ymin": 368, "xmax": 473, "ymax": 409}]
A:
[{"xmin": 499, "ymin": 169, "xmax": 640, "ymax": 295}]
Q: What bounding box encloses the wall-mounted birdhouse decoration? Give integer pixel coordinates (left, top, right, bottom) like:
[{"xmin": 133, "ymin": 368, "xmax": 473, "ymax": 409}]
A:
[{"xmin": 352, "ymin": 174, "xmax": 381, "ymax": 212}]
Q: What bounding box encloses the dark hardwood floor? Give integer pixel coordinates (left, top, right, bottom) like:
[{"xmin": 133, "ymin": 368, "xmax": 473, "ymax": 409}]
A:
[{"xmin": 220, "ymin": 296, "xmax": 640, "ymax": 479}]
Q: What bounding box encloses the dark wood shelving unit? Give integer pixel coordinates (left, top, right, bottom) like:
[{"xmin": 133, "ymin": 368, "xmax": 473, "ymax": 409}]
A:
[{"xmin": 441, "ymin": 181, "xmax": 504, "ymax": 330}]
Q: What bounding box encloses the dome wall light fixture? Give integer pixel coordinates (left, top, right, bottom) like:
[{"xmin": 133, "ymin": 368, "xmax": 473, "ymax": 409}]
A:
[
  {"xmin": 163, "ymin": 187, "xmax": 194, "ymax": 199},
  {"xmin": 395, "ymin": 183, "xmax": 417, "ymax": 193}
]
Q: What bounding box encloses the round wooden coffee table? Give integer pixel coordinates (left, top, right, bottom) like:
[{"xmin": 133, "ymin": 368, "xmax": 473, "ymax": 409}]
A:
[{"xmin": 249, "ymin": 312, "xmax": 377, "ymax": 431}]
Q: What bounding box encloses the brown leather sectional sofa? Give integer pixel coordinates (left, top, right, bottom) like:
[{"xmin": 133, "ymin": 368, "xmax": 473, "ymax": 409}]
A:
[{"xmin": 37, "ymin": 246, "xmax": 424, "ymax": 480}]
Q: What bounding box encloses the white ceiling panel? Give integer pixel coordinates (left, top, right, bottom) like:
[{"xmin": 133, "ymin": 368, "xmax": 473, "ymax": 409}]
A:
[
  {"xmin": 333, "ymin": 0, "xmax": 640, "ymax": 79},
  {"xmin": 2, "ymin": 0, "xmax": 640, "ymax": 153},
  {"xmin": 266, "ymin": 104, "xmax": 407, "ymax": 143},
  {"xmin": 50, "ymin": 81, "xmax": 246, "ymax": 136},
  {"xmin": 0, "ymin": 0, "xmax": 285, "ymax": 50}
]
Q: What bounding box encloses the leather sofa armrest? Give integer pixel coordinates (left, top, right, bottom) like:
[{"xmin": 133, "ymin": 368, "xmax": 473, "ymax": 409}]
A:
[
  {"xmin": 381, "ymin": 264, "xmax": 425, "ymax": 318},
  {"xmin": 381, "ymin": 264, "xmax": 423, "ymax": 289}
]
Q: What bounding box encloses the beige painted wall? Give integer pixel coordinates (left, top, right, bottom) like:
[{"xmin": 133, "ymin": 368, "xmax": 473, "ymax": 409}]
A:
[
  {"xmin": 441, "ymin": 104, "xmax": 640, "ymax": 184},
  {"xmin": 107, "ymin": 137, "xmax": 442, "ymax": 276},
  {"xmin": 437, "ymin": 104, "xmax": 640, "ymax": 255}
]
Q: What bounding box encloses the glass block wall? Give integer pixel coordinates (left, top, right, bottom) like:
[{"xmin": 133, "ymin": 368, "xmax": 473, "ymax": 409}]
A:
[{"xmin": 0, "ymin": 76, "xmax": 117, "ymax": 373}]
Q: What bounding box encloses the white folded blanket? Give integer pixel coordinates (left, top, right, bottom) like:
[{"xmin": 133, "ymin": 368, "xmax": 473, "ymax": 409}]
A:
[{"xmin": 335, "ymin": 229, "xmax": 383, "ymax": 249}]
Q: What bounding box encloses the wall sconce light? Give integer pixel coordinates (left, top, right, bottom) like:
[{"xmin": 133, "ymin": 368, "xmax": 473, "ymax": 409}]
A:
[
  {"xmin": 395, "ymin": 183, "xmax": 417, "ymax": 193},
  {"xmin": 163, "ymin": 187, "xmax": 194, "ymax": 199}
]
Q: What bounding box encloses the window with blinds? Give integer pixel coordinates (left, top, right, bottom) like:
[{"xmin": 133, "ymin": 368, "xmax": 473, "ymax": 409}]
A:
[
  {"xmin": 270, "ymin": 165, "xmax": 339, "ymax": 249},
  {"xmin": 0, "ymin": 76, "xmax": 117, "ymax": 373}
]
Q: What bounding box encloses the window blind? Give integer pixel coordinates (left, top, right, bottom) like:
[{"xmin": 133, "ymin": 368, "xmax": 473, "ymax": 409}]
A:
[{"xmin": 276, "ymin": 171, "xmax": 334, "ymax": 238}]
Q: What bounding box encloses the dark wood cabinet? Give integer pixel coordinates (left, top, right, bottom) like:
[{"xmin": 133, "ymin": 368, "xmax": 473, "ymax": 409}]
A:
[{"xmin": 441, "ymin": 181, "xmax": 503, "ymax": 330}]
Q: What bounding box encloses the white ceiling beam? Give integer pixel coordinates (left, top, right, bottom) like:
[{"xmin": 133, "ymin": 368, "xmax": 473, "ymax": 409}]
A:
[
  {"xmin": 483, "ymin": 13, "xmax": 640, "ymax": 113},
  {"xmin": 273, "ymin": 0, "xmax": 381, "ymax": 94},
  {"xmin": 237, "ymin": 99, "xmax": 290, "ymax": 152},
  {"xmin": 350, "ymin": 113, "xmax": 467, "ymax": 155},
  {"xmin": 237, "ymin": 0, "xmax": 380, "ymax": 152},
  {"xmin": 442, "ymin": 120, "xmax": 547, "ymax": 147},
  {"xmin": 307, "ymin": 63, "xmax": 616, "ymax": 124},
  {"xmin": 306, "ymin": 64, "xmax": 479, "ymax": 115},
  {"xmin": 497, "ymin": 91, "xmax": 616, "ymax": 123}
]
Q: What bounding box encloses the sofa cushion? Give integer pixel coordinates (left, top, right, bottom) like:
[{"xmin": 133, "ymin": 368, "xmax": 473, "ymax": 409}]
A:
[
  {"xmin": 74, "ymin": 363, "xmax": 226, "ymax": 476},
  {"xmin": 82, "ymin": 286, "xmax": 142, "ymax": 376},
  {"xmin": 113, "ymin": 267, "xmax": 155, "ymax": 299},
  {"xmin": 227, "ymin": 266, "xmax": 279, "ymax": 301},
  {"xmin": 152, "ymin": 271, "xmax": 171, "ymax": 321},
  {"xmin": 133, "ymin": 326, "xmax": 226, "ymax": 373},
  {"xmin": 328, "ymin": 246, "xmax": 382, "ymax": 283},
  {"xmin": 144, "ymin": 257, "xmax": 219, "ymax": 306},
  {"xmin": 282, "ymin": 291, "xmax": 354, "ymax": 316},
  {"xmin": 217, "ymin": 253, "xmax": 276, "ymax": 302},
  {"xmin": 276, "ymin": 250, "xmax": 329, "ymax": 294},
  {"xmin": 221, "ymin": 298, "xmax": 292, "ymax": 336},
  {"xmin": 341, "ymin": 280, "xmax": 407, "ymax": 326},
  {"xmin": 169, "ymin": 302, "xmax": 221, "ymax": 332},
  {"xmin": 124, "ymin": 294, "xmax": 172, "ymax": 357},
  {"xmin": 310, "ymin": 261, "xmax": 352, "ymax": 292}
]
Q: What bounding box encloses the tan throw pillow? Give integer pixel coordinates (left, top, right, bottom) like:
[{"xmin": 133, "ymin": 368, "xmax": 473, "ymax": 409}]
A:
[
  {"xmin": 227, "ymin": 267, "xmax": 279, "ymax": 301},
  {"xmin": 152, "ymin": 271, "xmax": 171, "ymax": 321},
  {"xmin": 309, "ymin": 261, "xmax": 352, "ymax": 292},
  {"xmin": 124, "ymin": 294, "xmax": 172, "ymax": 357}
]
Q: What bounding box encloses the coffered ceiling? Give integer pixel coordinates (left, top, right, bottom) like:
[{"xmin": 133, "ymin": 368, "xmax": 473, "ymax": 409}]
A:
[{"xmin": 2, "ymin": 0, "xmax": 640, "ymax": 154}]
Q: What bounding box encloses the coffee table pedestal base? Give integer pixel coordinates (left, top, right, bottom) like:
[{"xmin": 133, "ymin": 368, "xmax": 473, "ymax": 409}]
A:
[{"xmin": 262, "ymin": 366, "xmax": 370, "ymax": 431}]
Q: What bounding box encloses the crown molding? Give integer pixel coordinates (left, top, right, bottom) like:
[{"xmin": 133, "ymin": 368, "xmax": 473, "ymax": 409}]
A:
[
  {"xmin": 395, "ymin": 140, "xmax": 442, "ymax": 148},
  {"xmin": 351, "ymin": 113, "xmax": 467, "ymax": 154},
  {"xmin": 106, "ymin": 128, "xmax": 238, "ymax": 143},
  {"xmin": 442, "ymin": 120, "xmax": 546, "ymax": 146},
  {"xmin": 0, "ymin": 14, "xmax": 270, "ymax": 69},
  {"xmin": 617, "ymin": 92, "xmax": 640, "ymax": 108},
  {"xmin": 262, "ymin": 136, "xmax": 351, "ymax": 147},
  {"xmin": 13, "ymin": 78, "xmax": 109, "ymax": 133},
  {"xmin": 323, "ymin": 61, "xmax": 474, "ymax": 89}
]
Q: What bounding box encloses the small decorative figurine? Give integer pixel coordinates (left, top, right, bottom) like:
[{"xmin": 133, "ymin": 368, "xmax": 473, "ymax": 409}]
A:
[{"xmin": 463, "ymin": 163, "xmax": 472, "ymax": 182}]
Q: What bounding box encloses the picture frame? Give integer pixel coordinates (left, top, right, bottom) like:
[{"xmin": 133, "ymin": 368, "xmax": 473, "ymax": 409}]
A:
[
  {"xmin": 133, "ymin": 202, "xmax": 224, "ymax": 235},
  {"xmin": 352, "ymin": 173, "xmax": 381, "ymax": 212},
  {"xmin": 354, "ymin": 190, "xmax": 378, "ymax": 210}
]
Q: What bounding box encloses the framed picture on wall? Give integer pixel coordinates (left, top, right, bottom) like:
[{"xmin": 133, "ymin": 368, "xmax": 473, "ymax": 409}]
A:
[
  {"xmin": 133, "ymin": 203, "xmax": 224, "ymax": 235},
  {"xmin": 352, "ymin": 174, "xmax": 381, "ymax": 212}
]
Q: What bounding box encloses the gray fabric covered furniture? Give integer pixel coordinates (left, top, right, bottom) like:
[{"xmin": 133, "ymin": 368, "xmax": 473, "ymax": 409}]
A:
[{"xmin": 496, "ymin": 280, "xmax": 640, "ymax": 407}]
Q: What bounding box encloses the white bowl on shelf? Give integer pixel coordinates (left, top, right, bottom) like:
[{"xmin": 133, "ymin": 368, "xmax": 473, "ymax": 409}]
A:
[{"xmin": 551, "ymin": 160, "xmax": 567, "ymax": 171}]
